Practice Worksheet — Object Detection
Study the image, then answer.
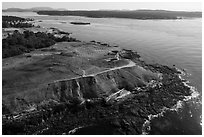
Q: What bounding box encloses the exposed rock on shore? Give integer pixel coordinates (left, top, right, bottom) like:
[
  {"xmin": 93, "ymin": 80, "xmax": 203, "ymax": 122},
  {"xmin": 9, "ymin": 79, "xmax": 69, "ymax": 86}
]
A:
[{"xmin": 2, "ymin": 41, "xmax": 192, "ymax": 135}]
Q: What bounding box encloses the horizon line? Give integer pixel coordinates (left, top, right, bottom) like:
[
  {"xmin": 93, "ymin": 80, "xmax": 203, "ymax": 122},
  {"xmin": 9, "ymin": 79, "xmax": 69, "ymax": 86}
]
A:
[{"xmin": 2, "ymin": 7, "xmax": 202, "ymax": 12}]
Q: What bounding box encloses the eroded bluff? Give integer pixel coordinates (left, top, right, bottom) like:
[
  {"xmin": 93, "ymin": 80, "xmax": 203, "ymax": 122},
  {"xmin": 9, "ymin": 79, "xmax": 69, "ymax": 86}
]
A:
[
  {"xmin": 2, "ymin": 42, "xmax": 191, "ymax": 135},
  {"xmin": 47, "ymin": 65, "xmax": 161, "ymax": 105}
]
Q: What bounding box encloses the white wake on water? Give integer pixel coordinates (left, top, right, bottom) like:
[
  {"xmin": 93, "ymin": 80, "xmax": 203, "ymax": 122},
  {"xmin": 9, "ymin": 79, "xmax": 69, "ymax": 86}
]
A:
[{"xmin": 141, "ymin": 68, "xmax": 200, "ymax": 135}]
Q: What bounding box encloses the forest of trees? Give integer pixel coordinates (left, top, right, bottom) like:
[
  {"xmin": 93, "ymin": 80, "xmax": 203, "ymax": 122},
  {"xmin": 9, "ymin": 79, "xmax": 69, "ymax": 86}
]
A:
[
  {"xmin": 2, "ymin": 30, "xmax": 78, "ymax": 58},
  {"xmin": 2, "ymin": 16, "xmax": 34, "ymax": 28},
  {"xmin": 2, "ymin": 16, "xmax": 28, "ymax": 22}
]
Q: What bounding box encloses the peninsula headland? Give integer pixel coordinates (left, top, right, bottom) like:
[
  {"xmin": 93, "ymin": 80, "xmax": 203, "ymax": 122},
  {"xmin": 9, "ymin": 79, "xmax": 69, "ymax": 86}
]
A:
[{"xmin": 2, "ymin": 15, "xmax": 194, "ymax": 135}]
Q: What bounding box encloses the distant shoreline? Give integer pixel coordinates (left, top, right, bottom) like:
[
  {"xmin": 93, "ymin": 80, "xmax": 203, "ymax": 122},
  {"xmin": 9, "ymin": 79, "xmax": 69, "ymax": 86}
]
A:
[{"xmin": 35, "ymin": 10, "xmax": 202, "ymax": 20}]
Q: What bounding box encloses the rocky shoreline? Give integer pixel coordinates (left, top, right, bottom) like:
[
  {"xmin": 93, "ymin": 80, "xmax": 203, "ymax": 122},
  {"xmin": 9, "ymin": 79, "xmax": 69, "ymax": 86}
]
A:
[
  {"xmin": 2, "ymin": 39, "xmax": 194, "ymax": 134},
  {"xmin": 2, "ymin": 17, "xmax": 198, "ymax": 134}
]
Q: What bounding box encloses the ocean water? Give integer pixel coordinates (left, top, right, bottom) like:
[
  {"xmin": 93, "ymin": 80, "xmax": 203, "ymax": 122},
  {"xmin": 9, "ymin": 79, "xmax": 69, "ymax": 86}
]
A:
[{"xmin": 3, "ymin": 12, "xmax": 202, "ymax": 134}]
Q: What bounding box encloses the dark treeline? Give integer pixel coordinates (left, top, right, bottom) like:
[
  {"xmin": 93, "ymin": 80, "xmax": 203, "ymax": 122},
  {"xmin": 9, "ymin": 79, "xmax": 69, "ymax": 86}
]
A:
[
  {"xmin": 3, "ymin": 16, "xmax": 27, "ymax": 22},
  {"xmin": 3, "ymin": 30, "xmax": 78, "ymax": 58},
  {"xmin": 2, "ymin": 16, "xmax": 34, "ymax": 28},
  {"xmin": 2, "ymin": 22, "xmax": 34, "ymax": 28},
  {"xmin": 37, "ymin": 10, "xmax": 202, "ymax": 19}
]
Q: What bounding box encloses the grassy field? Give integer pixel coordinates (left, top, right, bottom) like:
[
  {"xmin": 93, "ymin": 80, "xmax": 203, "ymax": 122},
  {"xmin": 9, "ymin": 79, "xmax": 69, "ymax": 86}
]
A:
[{"xmin": 2, "ymin": 41, "xmax": 128, "ymax": 114}]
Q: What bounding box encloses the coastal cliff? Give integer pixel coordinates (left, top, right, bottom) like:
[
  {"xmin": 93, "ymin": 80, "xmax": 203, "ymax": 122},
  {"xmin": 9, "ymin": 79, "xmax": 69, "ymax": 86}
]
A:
[
  {"xmin": 47, "ymin": 64, "xmax": 161, "ymax": 103},
  {"xmin": 2, "ymin": 40, "xmax": 192, "ymax": 135}
]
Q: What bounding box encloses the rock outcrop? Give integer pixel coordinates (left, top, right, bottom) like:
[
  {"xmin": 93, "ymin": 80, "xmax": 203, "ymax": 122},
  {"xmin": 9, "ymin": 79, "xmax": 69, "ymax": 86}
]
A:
[
  {"xmin": 2, "ymin": 41, "xmax": 192, "ymax": 135},
  {"xmin": 47, "ymin": 65, "xmax": 161, "ymax": 105}
]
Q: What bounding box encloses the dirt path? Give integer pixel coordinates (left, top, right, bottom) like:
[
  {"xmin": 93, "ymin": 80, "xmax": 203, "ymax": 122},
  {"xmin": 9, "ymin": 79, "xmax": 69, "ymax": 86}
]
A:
[
  {"xmin": 54, "ymin": 59, "xmax": 136, "ymax": 83},
  {"xmin": 88, "ymin": 59, "xmax": 136, "ymax": 76}
]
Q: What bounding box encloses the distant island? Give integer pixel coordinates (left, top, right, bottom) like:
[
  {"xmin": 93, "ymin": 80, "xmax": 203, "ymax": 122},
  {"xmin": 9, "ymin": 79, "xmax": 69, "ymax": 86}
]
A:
[
  {"xmin": 36, "ymin": 10, "xmax": 202, "ymax": 20},
  {"xmin": 2, "ymin": 7, "xmax": 67, "ymax": 12},
  {"xmin": 70, "ymin": 22, "xmax": 90, "ymax": 25},
  {"xmin": 3, "ymin": 7, "xmax": 201, "ymax": 20}
]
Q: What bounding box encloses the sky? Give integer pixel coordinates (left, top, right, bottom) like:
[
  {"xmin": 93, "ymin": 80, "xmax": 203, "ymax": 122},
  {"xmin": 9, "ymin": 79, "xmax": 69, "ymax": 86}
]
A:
[{"xmin": 2, "ymin": 2, "xmax": 202, "ymax": 11}]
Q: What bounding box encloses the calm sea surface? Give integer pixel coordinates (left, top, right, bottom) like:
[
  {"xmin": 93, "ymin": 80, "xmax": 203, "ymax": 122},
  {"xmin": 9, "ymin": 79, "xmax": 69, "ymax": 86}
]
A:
[{"xmin": 3, "ymin": 12, "xmax": 202, "ymax": 134}]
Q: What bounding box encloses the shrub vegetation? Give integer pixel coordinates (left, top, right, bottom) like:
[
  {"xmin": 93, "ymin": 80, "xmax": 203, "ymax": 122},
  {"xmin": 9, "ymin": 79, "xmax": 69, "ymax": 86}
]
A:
[{"xmin": 2, "ymin": 30, "xmax": 78, "ymax": 58}]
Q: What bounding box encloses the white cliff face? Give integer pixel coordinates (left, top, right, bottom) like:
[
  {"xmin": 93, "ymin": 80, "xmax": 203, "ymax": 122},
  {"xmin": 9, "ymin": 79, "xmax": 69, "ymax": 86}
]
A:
[{"xmin": 47, "ymin": 65, "xmax": 161, "ymax": 104}]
